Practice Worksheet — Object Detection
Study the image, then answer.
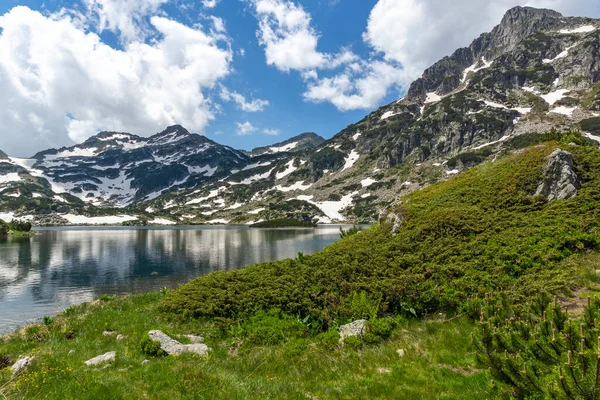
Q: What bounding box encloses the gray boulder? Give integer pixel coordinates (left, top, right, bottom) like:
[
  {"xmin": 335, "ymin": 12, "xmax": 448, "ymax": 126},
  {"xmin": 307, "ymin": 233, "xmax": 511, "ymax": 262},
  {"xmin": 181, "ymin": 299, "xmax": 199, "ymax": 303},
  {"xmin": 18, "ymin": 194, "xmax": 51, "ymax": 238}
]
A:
[
  {"xmin": 535, "ymin": 149, "xmax": 581, "ymax": 201},
  {"xmin": 85, "ymin": 351, "xmax": 116, "ymax": 366},
  {"xmin": 11, "ymin": 357, "xmax": 34, "ymax": 377},
  {"xmin": 183, "ymin": 334, "xmax": 204, "ymax": 344},
  {"xmin": 148, "ymin": 330, "xmax": 210, "ymax": 356},
  {"xmin": 339, "ymin": 320, "xmax": 368, "ymax": 343}
]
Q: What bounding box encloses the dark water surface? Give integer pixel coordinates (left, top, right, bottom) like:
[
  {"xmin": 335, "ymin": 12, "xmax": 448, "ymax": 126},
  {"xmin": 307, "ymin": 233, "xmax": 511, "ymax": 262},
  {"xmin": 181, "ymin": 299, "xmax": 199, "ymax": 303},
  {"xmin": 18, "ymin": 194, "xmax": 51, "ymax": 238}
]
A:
[{"xmin": 0, "ymin": 225, "xmax": 352, "ymax": 333}]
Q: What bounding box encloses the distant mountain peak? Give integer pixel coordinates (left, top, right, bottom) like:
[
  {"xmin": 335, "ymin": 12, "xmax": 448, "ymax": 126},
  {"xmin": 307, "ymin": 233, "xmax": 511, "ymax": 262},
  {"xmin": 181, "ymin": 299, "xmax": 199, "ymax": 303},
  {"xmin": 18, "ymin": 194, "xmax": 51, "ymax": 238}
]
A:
[
  {"xmin": 249, "ymin": 132, "xmax": 325, "ymax": 156},
  {"xmin": 0, "ymin": 150, "xmax": 8, "ymax": 160}
]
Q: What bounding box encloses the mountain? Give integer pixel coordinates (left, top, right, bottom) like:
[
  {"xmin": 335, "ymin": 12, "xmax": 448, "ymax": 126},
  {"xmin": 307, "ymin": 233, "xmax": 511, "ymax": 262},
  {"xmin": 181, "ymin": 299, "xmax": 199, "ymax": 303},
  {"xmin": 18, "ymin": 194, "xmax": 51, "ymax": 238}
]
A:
[
  {"xmin": 248, "ymin": 132, "xmax": 325, "ymax": 156},
  {"xmin": 1, "ymin": 6, "xmax": 599, "ymax": 226}
]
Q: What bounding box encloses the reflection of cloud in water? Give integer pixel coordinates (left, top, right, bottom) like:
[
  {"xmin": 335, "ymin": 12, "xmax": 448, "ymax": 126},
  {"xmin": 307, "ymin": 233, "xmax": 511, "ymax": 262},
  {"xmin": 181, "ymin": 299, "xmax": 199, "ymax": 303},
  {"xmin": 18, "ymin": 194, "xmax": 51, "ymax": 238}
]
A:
[{"xmin": 0, "ymin": 225, "xmax": 357, "ymax": 333}]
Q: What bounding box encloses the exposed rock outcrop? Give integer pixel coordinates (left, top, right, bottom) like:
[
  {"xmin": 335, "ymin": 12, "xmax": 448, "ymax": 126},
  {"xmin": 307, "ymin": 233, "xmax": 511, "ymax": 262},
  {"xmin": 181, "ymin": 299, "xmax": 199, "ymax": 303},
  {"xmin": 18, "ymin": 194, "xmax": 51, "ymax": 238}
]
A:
[
  {"xmin": 148, "ymin": 330, "xmax": 210, "ymax": 356},
  {"xmin": 11, "ymin": 356, "xmax": 34, "ymax": 377},
  {"xmin": 535, "ymin": 149, "xmax": 581, "ymax": 201},
  {"xmin": 339, "ymin": 320, "xmax": 368, "ymax": 343},
  {"xmin": 85, "ymin": 351, "xmax": 115, "ymax": 366}
]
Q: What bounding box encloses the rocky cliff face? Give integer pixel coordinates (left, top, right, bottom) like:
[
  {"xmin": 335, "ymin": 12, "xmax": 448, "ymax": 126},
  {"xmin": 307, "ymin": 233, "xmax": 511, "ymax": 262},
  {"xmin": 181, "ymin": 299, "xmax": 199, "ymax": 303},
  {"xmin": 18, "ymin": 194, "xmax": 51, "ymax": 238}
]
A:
[{"xmin": 1, "ymin": 6, "xmax": 599, "ymax": 225}]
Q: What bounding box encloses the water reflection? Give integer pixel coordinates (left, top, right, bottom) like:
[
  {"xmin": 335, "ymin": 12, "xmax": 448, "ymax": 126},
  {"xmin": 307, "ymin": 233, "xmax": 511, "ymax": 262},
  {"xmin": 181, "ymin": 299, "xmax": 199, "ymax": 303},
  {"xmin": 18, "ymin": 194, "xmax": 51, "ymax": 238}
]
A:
[{"xmin": 0, "ymin": 225, "xmax": 353, "ymax": 332}]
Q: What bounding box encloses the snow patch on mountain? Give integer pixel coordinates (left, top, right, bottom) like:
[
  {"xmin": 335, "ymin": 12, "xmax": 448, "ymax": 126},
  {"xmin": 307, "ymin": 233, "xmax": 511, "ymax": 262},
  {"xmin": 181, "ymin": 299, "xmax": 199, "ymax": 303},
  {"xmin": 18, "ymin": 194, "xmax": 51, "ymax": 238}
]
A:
[
  {"xmin": 559, "ymin": 25, "xmax": 596, "ymax": 34},
  {"xmin": 242, "ymin": 161, "xmax": 271, "ymax": 171},
  {"xmin": 543, "ymin": 45, "xmax": 575, "ymax": 64},
  {"xmin": 461, "ymin": 57, "xmax": 493, "ymax": 83},
  {"xmin": 270, "ymin": 142, "xmax": 298, "ymax": 153},
  {"xmin": 149, "ymin": 218, "xmax": 176, "ymax": 225},
  {"xmin": 541, "ymin": 89, "xmax": 569, "ymax": 105},
  {"xmin": 361, "ymin": 178, "xmax": 377, "ymax": 188},
  {"xmin": 550, "ymin": 106, "xmax": 577, "ymax": 116},
  {"xmin": 275, "ymin": 160, "xmax": 297, "ymax": 180},
  {"xmin": 425, "ymin": 92, "xmax": 442, "ymax": 104},
  {"xmin": 274, "ymin": 181, "xmax": 312, "ymax": 192},
  {"xmin": 230, "ymin": 169, "xmax": 274, "ymax": 185},
  {"xmin": 296, "ymin": 192, "xmax": 358, "ymax": 222},
  {"xmin": 342, "ymin": 150, "xmax": 360, "ymax": 171},
  {"xmin": 62, "ymin": 214, "xmax": 138, "ymax": 225},
  {"xmin": 0, "ymin": 173, "xmax": 21, "ymax": 184}
]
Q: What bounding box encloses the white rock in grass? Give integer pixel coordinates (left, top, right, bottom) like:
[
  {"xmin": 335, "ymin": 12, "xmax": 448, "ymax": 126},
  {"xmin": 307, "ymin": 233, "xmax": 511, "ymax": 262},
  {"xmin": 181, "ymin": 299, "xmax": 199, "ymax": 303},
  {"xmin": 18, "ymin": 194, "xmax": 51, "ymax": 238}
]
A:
[
  {"xmin": 397, "ymin": 349, "xmax": 406, "ymax": 358},
  {"xmin": 12, "ymin": 357, "xmax": 34, "ymax": 377},
  {"xmin": 85, "ymin": 351, "xmax": 116, "ymax": 366},
  {"xmin": 184, "ymin": 335, "xmax": 204, "ymax": 344},
  {"xmin": 102, "ymin": 331, "xmax": 117, "ymax": 336},
  {"xmin": 148, "ymin": 330, "xmax": 210, "ymax": 356},
  {"xmin": 142, "ymin": 360, "xmax": 150, "ymax": 365},
  {"xmin": 116, "ymin": 334, "xmax": 125, "ymax": 341},
  {"xmin": 338, "ymin": 320, "xmax": 368, "ymax": 342}
]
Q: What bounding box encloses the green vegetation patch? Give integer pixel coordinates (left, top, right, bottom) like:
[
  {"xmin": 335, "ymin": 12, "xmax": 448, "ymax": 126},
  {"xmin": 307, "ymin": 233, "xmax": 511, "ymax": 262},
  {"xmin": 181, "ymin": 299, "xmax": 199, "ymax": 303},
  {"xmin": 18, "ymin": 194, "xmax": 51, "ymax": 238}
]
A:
[{"xmin": 161, "ymin": 141, "xmax": 600, "ymax": 326}]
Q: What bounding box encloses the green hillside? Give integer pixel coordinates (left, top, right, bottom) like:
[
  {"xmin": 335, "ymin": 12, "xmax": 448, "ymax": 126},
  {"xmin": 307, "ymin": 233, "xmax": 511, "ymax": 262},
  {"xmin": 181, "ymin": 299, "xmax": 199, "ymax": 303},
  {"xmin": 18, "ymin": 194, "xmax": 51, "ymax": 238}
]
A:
[{"xmin": 2, "ymin": 138, "xmax": 600, "ymax": 399}]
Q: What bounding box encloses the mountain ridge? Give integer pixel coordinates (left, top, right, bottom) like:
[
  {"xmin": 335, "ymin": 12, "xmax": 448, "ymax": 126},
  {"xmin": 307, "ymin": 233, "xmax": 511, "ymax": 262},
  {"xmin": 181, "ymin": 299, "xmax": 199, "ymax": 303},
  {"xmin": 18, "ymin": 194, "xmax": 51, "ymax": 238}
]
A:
[{"xmin": 1, "ymin": 6, "xmax": 599, "ymax": 226}]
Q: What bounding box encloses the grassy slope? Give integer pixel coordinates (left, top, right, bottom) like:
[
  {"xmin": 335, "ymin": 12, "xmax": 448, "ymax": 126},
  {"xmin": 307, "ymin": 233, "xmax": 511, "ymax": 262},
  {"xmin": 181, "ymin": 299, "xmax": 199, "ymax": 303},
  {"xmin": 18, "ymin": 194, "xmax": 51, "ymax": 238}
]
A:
[
  {"xmin": 1, "ymin": 141, "xmax": 600, "ymax": 399},
  {"xmin": 161, "ymin": 142, "xmax": 600, "ymax": 321},
  {"xmin": 0, "ymin": 294, "xmax": 490, "ymax": 399}
]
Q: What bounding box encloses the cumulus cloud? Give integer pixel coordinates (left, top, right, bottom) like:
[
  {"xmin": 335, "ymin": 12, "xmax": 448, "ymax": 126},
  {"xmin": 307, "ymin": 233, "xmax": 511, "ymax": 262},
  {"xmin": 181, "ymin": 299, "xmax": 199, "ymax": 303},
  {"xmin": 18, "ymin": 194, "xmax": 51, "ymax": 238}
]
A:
[
  {"xmin": 85, "ymin": 0, "xmax": 169, "ymax": 43},
  {"xmin": 220, "ymin": 87, "xmax": 269, "ymax": 112},
  {"xmin": 202, "ymin": 0, "xmax": 221, "ymax": 8},
  {"xmin": 304, "ymin": 61, "xmax": 410, "ymax": 111},
  {"xmin": 263, "ymin": 128, "xmax": 279, "ymax": 135},
  {"xmin": 236, "ymin": 121, "xmax": 258, "ymax": 135},
  {"xmin": 0, "ymin": 6, "xmax": 232, "ymax": 156},
  {"xmin": 251, "ymin": 0, "xmax": 329, "ymax": 71}
]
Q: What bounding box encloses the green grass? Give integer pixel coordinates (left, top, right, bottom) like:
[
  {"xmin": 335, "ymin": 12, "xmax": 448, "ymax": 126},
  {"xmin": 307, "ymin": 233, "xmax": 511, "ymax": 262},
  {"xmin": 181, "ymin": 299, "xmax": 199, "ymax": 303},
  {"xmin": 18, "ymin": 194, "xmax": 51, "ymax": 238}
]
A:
[{"xmin": 0, "ymin": 294, "xmax": 492, "ymax": 399}]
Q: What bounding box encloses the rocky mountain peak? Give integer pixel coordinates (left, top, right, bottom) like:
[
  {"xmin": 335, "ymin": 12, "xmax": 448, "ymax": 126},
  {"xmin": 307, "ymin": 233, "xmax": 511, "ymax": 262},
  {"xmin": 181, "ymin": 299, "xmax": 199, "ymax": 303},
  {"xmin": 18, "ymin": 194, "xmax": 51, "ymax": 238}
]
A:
[
  {"xmin": 0, "ymin": 150, "xmax": 8, "ymax": 160},
  {"xmin": 249, "ymin": 132, "xmax": 325, "ymax": 156}
]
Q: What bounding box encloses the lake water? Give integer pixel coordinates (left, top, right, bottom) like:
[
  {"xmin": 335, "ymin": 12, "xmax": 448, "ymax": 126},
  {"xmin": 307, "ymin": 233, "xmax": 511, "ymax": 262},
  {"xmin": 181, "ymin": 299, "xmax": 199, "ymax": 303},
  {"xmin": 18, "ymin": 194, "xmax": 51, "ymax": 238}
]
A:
[{"xmin": 0, "ymin": 225, "xmax": 352, "ymax": 333}]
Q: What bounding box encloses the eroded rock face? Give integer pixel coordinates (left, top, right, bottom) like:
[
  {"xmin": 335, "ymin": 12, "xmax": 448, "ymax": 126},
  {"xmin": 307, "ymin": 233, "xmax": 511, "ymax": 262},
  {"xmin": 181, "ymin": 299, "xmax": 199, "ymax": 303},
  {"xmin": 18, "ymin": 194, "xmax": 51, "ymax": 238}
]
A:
[
  {"xmin": 148, "ymin": 330, "xmax": 210, "ymax": 356},
  {"xmin": 535, "ymin": 149, "xmax": 581, "ymax": 201}
]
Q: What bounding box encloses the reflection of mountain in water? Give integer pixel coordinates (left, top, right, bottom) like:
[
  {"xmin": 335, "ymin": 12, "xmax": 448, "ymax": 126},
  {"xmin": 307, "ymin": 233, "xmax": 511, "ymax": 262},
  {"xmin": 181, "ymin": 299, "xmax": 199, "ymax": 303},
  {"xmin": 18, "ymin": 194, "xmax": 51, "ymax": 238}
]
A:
[{"xmin": 0, "ymin": 226, "xmax": 346, "ymax": 331}]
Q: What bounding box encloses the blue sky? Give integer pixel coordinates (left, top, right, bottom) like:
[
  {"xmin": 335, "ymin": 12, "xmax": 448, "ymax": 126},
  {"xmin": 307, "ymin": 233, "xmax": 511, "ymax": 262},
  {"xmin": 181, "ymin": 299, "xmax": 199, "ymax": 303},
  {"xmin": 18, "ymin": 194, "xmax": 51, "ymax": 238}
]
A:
[{"xmin": 0, "ymin": 0, "xmax": 598, "ymax": 156}]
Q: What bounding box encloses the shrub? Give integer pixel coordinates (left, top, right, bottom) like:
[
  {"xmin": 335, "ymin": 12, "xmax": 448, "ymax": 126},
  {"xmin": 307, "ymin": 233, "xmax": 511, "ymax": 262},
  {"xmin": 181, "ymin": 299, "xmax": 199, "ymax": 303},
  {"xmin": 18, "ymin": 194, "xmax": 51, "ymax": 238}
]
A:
[
  {"xmin": 343, "ymin": 335, "xmax": 362, "ymax": 350},
  {"xmin": 140, "ymin": 336, "xmax": 166, "ymax": 357},
  {"xmin": 240, "ymin": 309, "xmax": 307, "ymax": 346},
  {"xmin": 349, "ymin": 291, "xmax": 382, "ymax": 321},
  {"xmin": 473, "ymin": 292, "xmax": 600, "ymax": 399},
  {"xmin": 339, "ymin": 225, "xmax": 362, "ymax": 239},
  {"xmin": 317, "ymin": 330, "xmax": 341, "ymax": 351},
  {"xmin": 369, "ymin": 318, "xmax": 394, "ymax": 339}
]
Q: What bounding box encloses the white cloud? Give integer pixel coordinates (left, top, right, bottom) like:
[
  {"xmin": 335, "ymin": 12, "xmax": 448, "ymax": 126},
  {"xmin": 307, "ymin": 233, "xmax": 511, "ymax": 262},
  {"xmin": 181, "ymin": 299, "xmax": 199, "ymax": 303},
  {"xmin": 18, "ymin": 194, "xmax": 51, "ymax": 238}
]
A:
[
  {"xmin": 202, "ymin": 0, "xmax": 221, "ymax": 8},
  {"xmin": 220, "ymin": 87, "xmax": 269, "ymax": 112},
  {"xmin": 210, "ymin": 16, "xmax": 226, "ymax": 33},
  {"xmin": 236, "ymin": 121, "xmax": 258, "ymax": 135},
  {"xmin": 85, "ymin": 0, "xmax": 169, "ymax": 43},
  {"xmin": 0, "ymin": 6, "xmax": 232, "ymax": 156},
  {"xmin": 304, "ymin": 60, "xmax": 410, "ymax": 111},
  {"xmin": 263, "ymin": 128, "xmax": 279, "ymax": 135},
  {"xmin": 252, "ymin": 0, "xmax": 329, "ymax": 71}
]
